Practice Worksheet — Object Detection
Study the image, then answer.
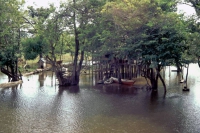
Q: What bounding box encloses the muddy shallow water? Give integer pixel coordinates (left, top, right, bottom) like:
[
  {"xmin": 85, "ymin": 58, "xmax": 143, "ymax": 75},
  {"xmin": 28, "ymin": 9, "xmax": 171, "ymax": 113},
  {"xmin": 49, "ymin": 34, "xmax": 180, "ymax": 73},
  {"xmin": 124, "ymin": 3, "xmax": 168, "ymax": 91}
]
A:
[{"xmin": 0, "ymin": 64, "xmax": 200, "ymax": 133}]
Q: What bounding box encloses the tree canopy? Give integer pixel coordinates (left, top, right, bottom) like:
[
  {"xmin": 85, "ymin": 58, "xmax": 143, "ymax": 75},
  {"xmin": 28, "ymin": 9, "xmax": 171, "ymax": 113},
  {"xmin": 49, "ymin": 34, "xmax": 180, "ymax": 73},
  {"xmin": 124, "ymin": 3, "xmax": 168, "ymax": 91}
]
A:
[
  {"xmin": 0, "ymin": 0, "xmax": 25, "ymax": 81},
  {"xmin": 0, "ymin": 0, "xmax": 199, "ymax": 90}
]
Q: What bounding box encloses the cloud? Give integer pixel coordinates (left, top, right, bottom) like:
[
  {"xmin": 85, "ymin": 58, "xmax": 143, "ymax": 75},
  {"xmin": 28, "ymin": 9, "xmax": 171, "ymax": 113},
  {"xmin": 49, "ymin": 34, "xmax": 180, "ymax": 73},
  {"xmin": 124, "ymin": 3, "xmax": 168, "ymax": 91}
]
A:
[{"xmin": 177, "ymin": 4, "xmax": 196, "ymax": 16}]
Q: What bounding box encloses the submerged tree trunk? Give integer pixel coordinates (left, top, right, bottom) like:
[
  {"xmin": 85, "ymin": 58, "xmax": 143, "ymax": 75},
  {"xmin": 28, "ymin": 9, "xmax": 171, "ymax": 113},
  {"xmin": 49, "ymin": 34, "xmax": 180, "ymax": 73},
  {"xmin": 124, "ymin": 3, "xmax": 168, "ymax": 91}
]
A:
[
  {"xmin": 117, "ymin": 64, "xmax": 122, "ymax": 84},
  {"xmin": 157, "ymin": 72, "xmax": 166, "ymax": 93},
  {"xmin": 71, "ymin": 0, "xmax": 78, "ymax": 85},
  {"xmin": 150, "ymin": 68, "xmax": 158, "ymax": 91},
  {"xmin": 1, "ymin": 65, "xmax": 21, "ymax": 82},
  {"xmin": 184, "ymin": 63, "xmax": 189, "ymax": 89},
  {"xmin": 53, "ymin": 0, "xmax": 86, "ymax": 86},
  {"xmin": 142, "ymin": 64, "xmax": 166, "ymax": 92},
  {"xmin": 71, "ymin": 0, "xmax": 85, "ymax": 86},
  {"xmin": 71, "ymin": 26, "xmax": 80, "ymax": 85}
]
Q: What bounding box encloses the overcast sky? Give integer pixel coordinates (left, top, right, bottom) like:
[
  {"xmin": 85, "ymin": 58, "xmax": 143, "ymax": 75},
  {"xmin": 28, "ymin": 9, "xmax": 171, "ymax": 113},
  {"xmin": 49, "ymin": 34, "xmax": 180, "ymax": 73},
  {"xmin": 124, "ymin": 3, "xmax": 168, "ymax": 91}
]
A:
[
  {"xmin": 24, "ymin": 0, "xmax": 196, "ymax": 16},
  {"xmin": 24, "ymin": 0, "xmax": 61, "ymax": 8},
  {"xmin": 177, "ymin": 3, "xmax": 196, "ymax": 16}
]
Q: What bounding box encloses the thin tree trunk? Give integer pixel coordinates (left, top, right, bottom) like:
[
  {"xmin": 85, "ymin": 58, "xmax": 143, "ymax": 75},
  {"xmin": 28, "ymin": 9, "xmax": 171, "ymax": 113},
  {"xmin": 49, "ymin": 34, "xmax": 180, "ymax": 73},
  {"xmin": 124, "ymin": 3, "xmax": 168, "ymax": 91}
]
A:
[
  {"xmin": 185, "ymin": 64, "xmax": 189, "ymax": 89},
  {"xmin": 77, "ymin": 50, "xmax": 84, "ymax": 74},
  {"xmin": 157, "ymin": 65, "xmax": 166, "ymax": 92},
  {"xmin": 150, "ymin": 68, "xmax": 158, "ymax": 91},
  {"xmin": 71, "ymin": 0, "xmax": 80, "ymax": 85},
  {"xmin": 175, "ymin": 59, "xmax": 181, "ymax": 72},
  {"xmin": 158, "ymin": 72, "xmax": 166, "ymax": 93},
  {"xmin": 60, "ymin": 34, "xmax": 64, "ymax": 61},
  {"xmin": 118, "ymin": 64, "xmax": 122, "ymax": 84}
]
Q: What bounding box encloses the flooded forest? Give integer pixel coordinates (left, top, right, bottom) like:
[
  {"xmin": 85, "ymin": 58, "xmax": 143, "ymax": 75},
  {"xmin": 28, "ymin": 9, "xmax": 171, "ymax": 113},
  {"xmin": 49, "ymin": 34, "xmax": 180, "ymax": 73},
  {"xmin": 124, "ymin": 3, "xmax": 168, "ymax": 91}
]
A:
[{"xmin": 1, "ymin": 0, "xmax": 200, "ymax": 133}]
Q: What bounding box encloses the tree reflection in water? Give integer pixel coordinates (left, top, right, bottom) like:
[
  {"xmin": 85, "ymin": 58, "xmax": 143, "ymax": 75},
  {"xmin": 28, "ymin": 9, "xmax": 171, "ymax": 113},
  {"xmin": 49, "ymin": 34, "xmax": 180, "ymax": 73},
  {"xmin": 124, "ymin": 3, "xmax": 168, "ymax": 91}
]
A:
[
  {"xmin": 100, "ymin": 84, "xmax": 138, "ymax": 95},
  {"xmin": 58, "ymin": 85, "xmax": 80, "ymax": 96}
]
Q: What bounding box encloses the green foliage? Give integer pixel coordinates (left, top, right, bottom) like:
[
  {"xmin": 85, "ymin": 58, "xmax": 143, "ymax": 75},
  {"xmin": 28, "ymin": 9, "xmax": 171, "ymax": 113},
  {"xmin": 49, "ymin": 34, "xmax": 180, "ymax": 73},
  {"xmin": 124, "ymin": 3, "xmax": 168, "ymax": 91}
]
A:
[
  {"xmin": 22, "ymin": 36, "xmax": 48, "ymax": 60},
  {"xmin": 156, "ymin": 0, "xmax": 178, "ymax": 12},
  {"xmin": 0, "ymin": 0, "xmax": 24, "ymax": 47},
  {"xmin": 0, "ymin": 0, "xmax": 24, "ymax": 80},
  {"xmin": 0, "ymin": 47, "xmax": 17, "ymax": 67},
  {"xmin": 98, "ymin": 0, "xmax": 189, "ymax": 66},
  {"xmin": 25, "ymin": 4, "xmax": 65, "ymax": 63},
  {"xmin": 55, "ymin": 33, "xmax": 75, "ymax": 57},
  {"xmin": 182, "ymin": 17, "xmax": 200, "ymax": 64},
  {"xmin": 1, "ymin": 0, "xmax": 198, "ymax": 84}
]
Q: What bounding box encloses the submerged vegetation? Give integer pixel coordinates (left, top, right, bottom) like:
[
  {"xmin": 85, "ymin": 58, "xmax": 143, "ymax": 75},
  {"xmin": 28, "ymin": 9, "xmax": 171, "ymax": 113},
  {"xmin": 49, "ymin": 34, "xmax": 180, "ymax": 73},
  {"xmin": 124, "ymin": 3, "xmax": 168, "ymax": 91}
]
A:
[{"xmin": 0, "ymin": 0, "xmax": 200, "ymax": 91}]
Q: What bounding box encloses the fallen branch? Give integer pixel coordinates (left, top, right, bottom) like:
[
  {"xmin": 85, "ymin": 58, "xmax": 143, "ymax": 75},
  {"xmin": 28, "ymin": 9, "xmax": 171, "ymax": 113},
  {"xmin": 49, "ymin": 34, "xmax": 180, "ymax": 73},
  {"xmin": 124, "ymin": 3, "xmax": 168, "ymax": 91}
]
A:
[
  {"xmin": 23, "ymin": 67, "xmax": 51, "ymax": 76},
  {"xmin": 0, "ymin": 80, "xmax": 23, "ymax": 88}
]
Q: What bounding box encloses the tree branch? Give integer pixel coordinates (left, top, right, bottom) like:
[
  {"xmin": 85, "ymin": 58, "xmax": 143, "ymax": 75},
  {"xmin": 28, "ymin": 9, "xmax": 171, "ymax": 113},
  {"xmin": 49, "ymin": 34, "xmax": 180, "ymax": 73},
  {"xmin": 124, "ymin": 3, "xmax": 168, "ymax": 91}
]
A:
[{"xmin": 22, "ymin": 16, "xmax": 37, "ymax": 31}]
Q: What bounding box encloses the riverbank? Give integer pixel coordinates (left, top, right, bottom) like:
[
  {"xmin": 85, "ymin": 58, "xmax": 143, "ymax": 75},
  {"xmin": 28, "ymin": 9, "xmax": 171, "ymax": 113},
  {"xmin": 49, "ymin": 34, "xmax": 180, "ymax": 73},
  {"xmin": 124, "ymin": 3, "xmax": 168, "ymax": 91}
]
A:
[{"xmin": 0, "ymin": 67, "xmax": 51, "ymax": 89}]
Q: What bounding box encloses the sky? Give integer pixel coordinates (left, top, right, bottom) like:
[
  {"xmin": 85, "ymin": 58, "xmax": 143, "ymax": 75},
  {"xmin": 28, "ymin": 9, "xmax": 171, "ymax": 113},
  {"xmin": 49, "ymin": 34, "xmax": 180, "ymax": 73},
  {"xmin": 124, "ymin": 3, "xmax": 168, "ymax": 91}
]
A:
[
  {"xmin": 177, "ymin": 3, "xmax": 196, "ymax": 16},
  {"xmin": 24, "ymin": 0, "xmax": 61, "ymax": 8},
  {"xmin": 24, "ymin": 0, "xmax": 196, "ymax": 16}
]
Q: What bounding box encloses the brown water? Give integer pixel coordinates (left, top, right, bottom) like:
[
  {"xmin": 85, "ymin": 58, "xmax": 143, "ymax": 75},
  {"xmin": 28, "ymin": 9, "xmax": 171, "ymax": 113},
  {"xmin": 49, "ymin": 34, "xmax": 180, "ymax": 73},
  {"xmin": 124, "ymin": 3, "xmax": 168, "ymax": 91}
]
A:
[{"xmin": 0, "ymin": 64, "xmax": 200, "ymax": 133}]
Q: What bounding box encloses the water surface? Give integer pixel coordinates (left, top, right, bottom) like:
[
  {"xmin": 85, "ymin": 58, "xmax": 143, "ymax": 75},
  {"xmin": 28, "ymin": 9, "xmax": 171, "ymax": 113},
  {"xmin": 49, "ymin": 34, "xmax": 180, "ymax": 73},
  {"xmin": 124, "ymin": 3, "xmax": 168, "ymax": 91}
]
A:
[{"xmin": 0, "ymin": 64, "xmax": 200, "ymax": 133}]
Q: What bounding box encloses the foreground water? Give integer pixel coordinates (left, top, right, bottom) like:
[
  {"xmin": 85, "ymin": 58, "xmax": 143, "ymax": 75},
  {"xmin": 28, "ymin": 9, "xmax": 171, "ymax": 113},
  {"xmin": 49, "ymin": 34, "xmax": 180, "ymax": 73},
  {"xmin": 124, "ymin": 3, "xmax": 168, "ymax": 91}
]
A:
[{"xmin": 0, "ymin": 64, "xmax": 200, "ymax": 133}]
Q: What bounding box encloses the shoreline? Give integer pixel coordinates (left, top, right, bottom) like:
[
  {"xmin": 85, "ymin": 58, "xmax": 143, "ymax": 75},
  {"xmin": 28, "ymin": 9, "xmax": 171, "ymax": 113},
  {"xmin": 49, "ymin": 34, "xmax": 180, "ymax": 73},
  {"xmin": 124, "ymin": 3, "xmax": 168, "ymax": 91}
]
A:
[{"xmin": 0, "ymin": 67, "xmax": 51, "ymax": 89}]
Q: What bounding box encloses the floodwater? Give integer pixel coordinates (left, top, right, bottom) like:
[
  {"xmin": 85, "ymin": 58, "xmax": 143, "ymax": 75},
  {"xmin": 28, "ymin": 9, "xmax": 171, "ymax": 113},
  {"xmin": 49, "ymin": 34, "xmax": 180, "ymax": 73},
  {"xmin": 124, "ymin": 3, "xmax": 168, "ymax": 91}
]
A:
[{"xmin": 0, "ymin": 64, "xmax": 200, "ymax": 133}]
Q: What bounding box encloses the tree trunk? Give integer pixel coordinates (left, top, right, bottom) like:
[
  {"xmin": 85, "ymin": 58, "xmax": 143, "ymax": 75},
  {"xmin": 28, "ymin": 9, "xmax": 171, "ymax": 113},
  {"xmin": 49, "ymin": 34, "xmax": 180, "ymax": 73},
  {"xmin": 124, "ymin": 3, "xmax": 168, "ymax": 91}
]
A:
[
  {"xmin": 117, "ymin": 64, "xmax": 122, "ymax": 84},
  {"xmin": 51, "ymin": 44, "xmax": 56, "ymax": 71},
  {"xmin": 150, "ymin": 68, "xmax": 158, "ymax": 91},
  {"xmin": 1, "ymin": 66, "xmax": 20, "ymax": 82},
  {"xmin": 158, "ymin": 72, "xmax": 166, "ymax": 93},
  {"xmin": 71, "ymin": 0, "xmax": 80, "ymax": 85},
  {"xmin": 11, "ymin": 64, "xmax": 17, "ymax": 81},
  {"xmin": 77, "ymin": 50, "xmax": 84, "ymax": 74},
  {"xmin": 185, "ymin": 63, "xmax": 189, "ymax": 89},
  {"xmin": 71, "ymin": 30, "xmax": 80, "ymax": 85},
  {"xmin": 175, "ymin": 59, "xmax": 181, "ymax": 72},
  {"xmin": 157, "ymin": 65, "xmax": 166, "ymax": 92}
]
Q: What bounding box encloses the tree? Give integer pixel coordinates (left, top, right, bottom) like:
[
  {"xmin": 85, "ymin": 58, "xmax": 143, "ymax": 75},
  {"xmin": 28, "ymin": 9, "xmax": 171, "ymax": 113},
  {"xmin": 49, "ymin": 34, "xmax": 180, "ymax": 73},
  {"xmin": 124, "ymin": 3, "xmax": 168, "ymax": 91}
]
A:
[
  {"xmin": 0, "ymin": 0, "xmax": 25, "ymax": 82},
  {"xmin": 98, "ymin": 0, "xmax": 189, "ymax": 91},
  {"xmin": 23, "ymin": 0, "xmax": 99, "ymax": 86},
  {"xmin": 22, "ymin": 35, "xmax": 48, "ymax": 60},
  {"xmin": 138, "ymin": 13, "xmax": 188, "ymax": 91},
  {"xmin": 181, "ymin": 0, "xmax": 200, "ymax": 67},
  {"xmin": 55, "ymin": 33, "xmax": 75, "ymax": 61},
  {"xmin": 58, "ymin": 0, "xmax": 107, "ymax": 85},
  {"xmin": 25, "ymin": 5, "xmax": 67, "ymax": 69}
]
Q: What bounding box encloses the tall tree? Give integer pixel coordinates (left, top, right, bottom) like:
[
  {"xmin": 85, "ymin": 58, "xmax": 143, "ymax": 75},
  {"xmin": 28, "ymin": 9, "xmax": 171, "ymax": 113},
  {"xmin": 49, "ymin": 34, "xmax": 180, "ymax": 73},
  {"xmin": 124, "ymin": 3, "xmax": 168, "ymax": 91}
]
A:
[
  {"xmin": 25, "ymin": 5, "xmax": 65, "ymax": 68},
  {"xmin": 99, "ymin": 0, "xmax": 189, "ymax": 91},
  {"xmin": 59, "ymin": 0, "xmax": 106, "ymax": 85},
  {"xmin": 0, "ymin": 0, "xmax": 25, "ymax": 82},
  {"xmin": 181, "ymin": 0, "xmax": 200, "ymax": 67}
]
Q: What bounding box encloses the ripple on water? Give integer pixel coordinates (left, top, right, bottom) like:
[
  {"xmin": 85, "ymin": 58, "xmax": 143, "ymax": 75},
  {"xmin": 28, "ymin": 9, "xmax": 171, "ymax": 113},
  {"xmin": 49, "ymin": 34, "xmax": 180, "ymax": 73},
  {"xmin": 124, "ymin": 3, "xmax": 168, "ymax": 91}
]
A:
[{"xmin": 1, "ymin": 68, "xmax": 200, "ymax": 133}]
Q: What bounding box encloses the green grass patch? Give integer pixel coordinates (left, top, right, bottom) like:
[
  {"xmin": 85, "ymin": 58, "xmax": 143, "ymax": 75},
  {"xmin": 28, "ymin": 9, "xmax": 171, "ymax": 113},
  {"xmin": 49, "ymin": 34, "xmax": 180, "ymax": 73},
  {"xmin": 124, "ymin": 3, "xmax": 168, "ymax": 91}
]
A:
[{"xmin": 18, "ymin": 53, "xmax": 74, "ymax": 73}]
